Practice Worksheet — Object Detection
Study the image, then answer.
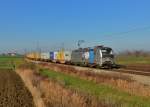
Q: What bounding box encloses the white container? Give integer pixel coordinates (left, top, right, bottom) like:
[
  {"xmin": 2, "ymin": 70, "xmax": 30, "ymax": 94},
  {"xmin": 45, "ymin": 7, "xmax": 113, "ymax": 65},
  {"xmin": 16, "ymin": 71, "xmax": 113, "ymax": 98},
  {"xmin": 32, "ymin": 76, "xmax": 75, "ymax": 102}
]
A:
[
  {"xmin": 54, "ymin": 52, "xmax": 58, "ymax": 60},
  {"xmin": 41, "ymin": 52, "xmax": 50, "ymax": 60},
  {"xmin": 64, "ymin": 51, "xmax": 72, "ymax": 62}
]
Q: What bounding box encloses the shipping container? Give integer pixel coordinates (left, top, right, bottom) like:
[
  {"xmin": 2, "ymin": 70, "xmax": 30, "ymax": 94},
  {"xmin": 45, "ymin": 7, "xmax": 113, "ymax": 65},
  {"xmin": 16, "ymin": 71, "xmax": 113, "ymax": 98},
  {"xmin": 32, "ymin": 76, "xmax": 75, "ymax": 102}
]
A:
[
  {"xmin": 64, "ymin": 51, "xmax": 72, "ymax": 63},
  {"xmin": 50, "ymin": 52, "xmax": 58, "ymax": 62},
  {"xmin": 41, "ymin": 52, "xmax": 50, "ymax": 61},
  {"xmin": 26, "ymin": 53, "xmax": 33, "ymax": 59},
  {"xmin": 34, "ymin": 52, "xmax": 41, "ymax": 60},
  {"xmin": 57, "ymin": 50, "xmax": 65, "ymax": 63},
  {"xmin": 27, "ymin": 52, "xmax": 35, "ymax": 60}
]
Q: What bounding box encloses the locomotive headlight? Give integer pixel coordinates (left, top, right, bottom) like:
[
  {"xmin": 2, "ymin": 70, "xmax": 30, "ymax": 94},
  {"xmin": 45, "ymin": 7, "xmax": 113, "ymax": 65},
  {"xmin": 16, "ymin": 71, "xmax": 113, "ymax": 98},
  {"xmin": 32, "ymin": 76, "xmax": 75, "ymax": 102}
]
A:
[{"xmin": 110, "ymin": 50, "xmax": 113, "ymax": 55}]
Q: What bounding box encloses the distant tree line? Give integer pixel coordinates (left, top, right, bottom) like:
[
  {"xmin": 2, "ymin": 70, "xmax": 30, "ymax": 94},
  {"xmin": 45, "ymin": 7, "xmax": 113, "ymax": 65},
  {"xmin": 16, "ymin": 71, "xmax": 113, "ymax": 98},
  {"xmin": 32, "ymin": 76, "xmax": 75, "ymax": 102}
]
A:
[{"xmin": 117, "ymin": 50, "xmax": 150, "ymax": 57}]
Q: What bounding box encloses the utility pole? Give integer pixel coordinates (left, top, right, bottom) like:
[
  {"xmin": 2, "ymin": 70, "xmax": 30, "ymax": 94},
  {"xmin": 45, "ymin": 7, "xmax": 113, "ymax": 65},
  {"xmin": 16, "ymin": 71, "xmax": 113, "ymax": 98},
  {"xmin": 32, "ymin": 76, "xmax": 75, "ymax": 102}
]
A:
[
  {"xmin": 36, "ymin": 41, "xmax": 39, "ymax": 52},
  {"xmin": 36, "ymin": 41, "xmax": 41, "ymax": 53},
  {"xmin": 61, "ymin": 43, "xmax": 64, "ymax": 51}
]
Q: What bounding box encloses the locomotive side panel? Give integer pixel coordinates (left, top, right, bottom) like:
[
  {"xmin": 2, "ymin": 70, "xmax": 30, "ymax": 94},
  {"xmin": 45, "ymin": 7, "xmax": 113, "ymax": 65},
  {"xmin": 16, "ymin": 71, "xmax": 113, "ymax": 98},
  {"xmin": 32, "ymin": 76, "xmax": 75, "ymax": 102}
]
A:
[{"xmin": 71, "ymin": 50, "xmax": 84, "ymax": 65}]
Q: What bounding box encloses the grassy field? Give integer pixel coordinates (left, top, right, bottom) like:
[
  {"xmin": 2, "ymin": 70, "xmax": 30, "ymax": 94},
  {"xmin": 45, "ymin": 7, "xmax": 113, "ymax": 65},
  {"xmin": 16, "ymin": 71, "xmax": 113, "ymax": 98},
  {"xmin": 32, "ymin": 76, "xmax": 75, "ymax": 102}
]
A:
[
  {"xmin": 116, "ymin": 56, "xmax": 150, "ymax": 65},
  {"xmin": 39, "ymin": 69, "xmax": 150, "ymax": 107},
  {"xmin": 0, "ymin": 56, "xmax": 24, "ymax": 69},
  {"xmin": 1, "ymin": 56, "xmax": 150, "ymax": 107}
]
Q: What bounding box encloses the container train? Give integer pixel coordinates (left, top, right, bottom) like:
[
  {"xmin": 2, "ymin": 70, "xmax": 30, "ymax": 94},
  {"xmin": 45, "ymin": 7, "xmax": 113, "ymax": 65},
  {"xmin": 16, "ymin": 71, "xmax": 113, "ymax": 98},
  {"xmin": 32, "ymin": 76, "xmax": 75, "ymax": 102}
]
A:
[{"xmin": 26, "ymin": 45, "xmax": 116, "ymax": 68}]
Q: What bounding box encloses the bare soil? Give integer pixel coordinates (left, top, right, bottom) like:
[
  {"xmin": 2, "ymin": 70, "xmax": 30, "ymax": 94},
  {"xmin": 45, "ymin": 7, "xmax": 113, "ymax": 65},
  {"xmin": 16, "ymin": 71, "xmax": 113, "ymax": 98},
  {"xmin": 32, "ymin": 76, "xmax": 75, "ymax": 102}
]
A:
[
  {"xmin": 0, "ymin": 69, "xmax": 35, "ymax": 107},
  {"xmin": 126, "ymin": 64, "xmax": 150, "ymax": 72}
]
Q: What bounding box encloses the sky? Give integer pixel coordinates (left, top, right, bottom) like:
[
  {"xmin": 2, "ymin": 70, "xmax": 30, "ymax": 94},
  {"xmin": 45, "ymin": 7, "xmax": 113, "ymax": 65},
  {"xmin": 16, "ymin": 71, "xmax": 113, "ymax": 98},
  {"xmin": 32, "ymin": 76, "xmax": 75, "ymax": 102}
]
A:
[{"xmin": 0, "ymin": 0, "xmax": 150, "ymax": 53}]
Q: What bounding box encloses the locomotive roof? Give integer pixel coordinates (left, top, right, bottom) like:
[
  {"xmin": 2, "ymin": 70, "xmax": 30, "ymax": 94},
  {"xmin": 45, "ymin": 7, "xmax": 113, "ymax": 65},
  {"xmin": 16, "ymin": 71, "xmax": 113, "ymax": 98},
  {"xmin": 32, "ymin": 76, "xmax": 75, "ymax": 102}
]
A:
[{"xmin": 73, "ymin": 46, "xmax": 112, "ymax": 52}]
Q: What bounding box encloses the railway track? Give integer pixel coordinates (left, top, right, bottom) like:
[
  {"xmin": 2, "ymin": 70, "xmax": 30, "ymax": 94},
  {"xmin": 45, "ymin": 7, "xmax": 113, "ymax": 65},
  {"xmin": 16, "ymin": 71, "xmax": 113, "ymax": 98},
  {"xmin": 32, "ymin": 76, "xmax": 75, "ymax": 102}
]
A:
[
  {"xmin": 113, "ymin": 68, "xmax": 150, "ymax": 76},
  {"xmin": 26, "ymin": 59, "xmax": 150, "ymax": 77}
]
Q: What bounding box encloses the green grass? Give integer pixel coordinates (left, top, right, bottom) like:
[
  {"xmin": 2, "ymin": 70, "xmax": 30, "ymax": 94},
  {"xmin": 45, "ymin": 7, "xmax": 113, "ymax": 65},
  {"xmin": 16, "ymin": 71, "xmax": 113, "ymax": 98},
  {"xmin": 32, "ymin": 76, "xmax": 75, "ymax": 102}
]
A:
[
  {"xmin": 116, "ymin": 56, "xmax": 150, "ymax": 65},
  {"xmin": 0, "ymin": 56, "xmax": 24, "ymax": 69},
  {"xmin": 39, "ymin": 69, "xmax": 150, "ymax": 107}
]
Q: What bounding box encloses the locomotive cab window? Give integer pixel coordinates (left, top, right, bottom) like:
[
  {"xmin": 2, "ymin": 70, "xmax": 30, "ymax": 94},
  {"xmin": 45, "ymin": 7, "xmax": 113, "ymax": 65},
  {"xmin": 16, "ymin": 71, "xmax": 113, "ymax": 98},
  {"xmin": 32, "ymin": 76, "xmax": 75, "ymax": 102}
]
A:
[
  {"xmin": 101, "ymin": 48, "xmax": 114, "ymax": 58},
  {"xmin": 101, "ymin": 48, "xmax": 112, "ymax": 54}
]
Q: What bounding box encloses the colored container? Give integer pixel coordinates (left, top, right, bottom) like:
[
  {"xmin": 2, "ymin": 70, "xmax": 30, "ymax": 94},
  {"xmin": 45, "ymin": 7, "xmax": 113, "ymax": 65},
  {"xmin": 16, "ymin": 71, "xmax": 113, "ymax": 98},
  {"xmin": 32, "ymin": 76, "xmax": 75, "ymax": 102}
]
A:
[
  {"xmin": 27, "ymin": 52, "xmax": 35, "ymax": 59},
  {"xmin": 50, "ymin": 52, "xmax": 58, "ymax": 62},
  {"xmin": 34, "ymin": 52, "xmax": 41, "ymax": 60},
  {"xmin": 30, "ymin": 53, "xmax": 34, "ymax": 59},
  {"xmin": 26, "ymin": 53, "xmax": 33, "ymax": 59},
  {"xmin": 50, "ymin": 52, "xmax": 54, "ymax": 60},
  {"xmin": 57, "ymin": 50, "xmax": 65, "ymax": 63}
]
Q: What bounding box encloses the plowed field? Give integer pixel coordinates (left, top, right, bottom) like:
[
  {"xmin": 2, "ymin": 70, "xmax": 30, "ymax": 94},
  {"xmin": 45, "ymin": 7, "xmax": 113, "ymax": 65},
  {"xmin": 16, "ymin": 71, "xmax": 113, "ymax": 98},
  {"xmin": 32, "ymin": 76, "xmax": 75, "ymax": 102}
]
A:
[{"xmin": 0, "ymin": 69, "xmax": 35, "ymax": 107}]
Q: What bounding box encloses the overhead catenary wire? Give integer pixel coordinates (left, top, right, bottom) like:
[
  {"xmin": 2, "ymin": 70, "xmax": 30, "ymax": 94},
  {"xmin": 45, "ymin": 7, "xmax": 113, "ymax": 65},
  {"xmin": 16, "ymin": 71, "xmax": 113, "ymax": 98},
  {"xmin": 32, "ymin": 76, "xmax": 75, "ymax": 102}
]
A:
[
  {"xmin": 103, "ymin": 25, "xmax": 150, "ymax": 37},
  {"xmin": 86, "ymin": 25, "xmax": 150, "ymax": 48}
]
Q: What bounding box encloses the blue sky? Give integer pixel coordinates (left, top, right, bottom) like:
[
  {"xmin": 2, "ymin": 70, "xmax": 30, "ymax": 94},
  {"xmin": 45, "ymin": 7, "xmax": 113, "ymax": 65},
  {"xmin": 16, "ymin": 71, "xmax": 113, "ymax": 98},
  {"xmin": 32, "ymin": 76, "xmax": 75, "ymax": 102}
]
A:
[{"xmin": 0, "ymin": 0, "xmax": 150, "ymax": 53}]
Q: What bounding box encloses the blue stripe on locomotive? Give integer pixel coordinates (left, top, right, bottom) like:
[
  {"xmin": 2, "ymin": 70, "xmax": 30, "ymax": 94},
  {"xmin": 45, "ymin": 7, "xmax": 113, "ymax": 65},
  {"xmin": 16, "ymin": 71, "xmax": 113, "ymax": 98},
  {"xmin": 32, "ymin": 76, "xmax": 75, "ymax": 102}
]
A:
[{"xmin": 89, "ymin": 49, "xmax": 94, "ymax": 64}]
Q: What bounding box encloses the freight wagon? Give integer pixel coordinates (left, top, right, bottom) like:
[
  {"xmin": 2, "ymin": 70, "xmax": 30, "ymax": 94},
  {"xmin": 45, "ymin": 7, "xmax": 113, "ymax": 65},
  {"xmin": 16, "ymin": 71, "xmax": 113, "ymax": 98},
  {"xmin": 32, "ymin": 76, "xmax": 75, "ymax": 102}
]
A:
[
  {"xmin": 57, "ymin": 50, "xmax": 65, "ymax": 63},
  {"xmin": 50, "ymin": 52, "xmax": 58, "ymax": 63},
  {"xmin": 64, "ymin": 51, "xmax": 72, "ymax": 64},
  {"xmin": 26, "ymin": 45, "xmax": 116, "ymax": 68},
  {"xmin": 40, "ymin": 52, "xmax": 50, "ymax": 61},
  {"xmin": 34, "ymin": 52, "xmax": 41, "ymax": 61},
  {"xmin": 26, "ymin": 52, "xmax": 40, "ymax": 60}
]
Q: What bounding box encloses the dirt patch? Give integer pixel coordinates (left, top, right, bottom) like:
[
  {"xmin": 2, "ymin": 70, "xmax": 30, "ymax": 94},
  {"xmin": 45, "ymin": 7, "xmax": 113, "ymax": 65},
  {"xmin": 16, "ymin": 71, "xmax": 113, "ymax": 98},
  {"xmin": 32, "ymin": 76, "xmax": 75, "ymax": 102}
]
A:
[
  {"xmin": 0, "ymin": 69, "xmax": 35, "ymax": 107},
  {"xmin": 16, "ymin": 69, "xmax": 45, "ymax": 107},
  {"xmin": 126, "ymin": 64, "xmax": 150, "ymax": 72}
]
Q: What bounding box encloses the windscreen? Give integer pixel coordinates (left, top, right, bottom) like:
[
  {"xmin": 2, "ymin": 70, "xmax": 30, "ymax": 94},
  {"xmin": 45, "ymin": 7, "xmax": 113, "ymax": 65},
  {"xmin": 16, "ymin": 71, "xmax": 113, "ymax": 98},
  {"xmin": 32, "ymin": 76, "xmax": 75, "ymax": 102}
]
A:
[{"xmin": 101, "ymin": 48, "xmax": 113, "ymax": 56}]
